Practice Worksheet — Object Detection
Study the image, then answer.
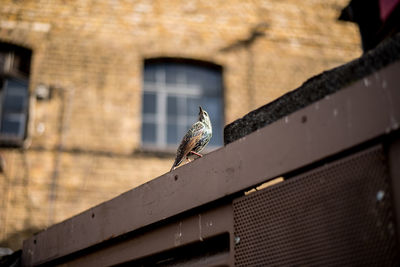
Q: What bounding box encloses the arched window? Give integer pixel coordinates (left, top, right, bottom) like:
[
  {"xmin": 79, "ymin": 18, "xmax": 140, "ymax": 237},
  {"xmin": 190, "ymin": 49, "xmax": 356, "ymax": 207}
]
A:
[
  {"xmin": 142, "ymin": 59, "xmax": 223, "ymax": 151},
  {"xmin": 0, "ymin": 43, "xmax": 31, "ymax": 146}
]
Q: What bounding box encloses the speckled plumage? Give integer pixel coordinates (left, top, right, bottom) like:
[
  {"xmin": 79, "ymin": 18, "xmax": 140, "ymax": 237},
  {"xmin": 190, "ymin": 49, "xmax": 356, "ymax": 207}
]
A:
[{"xmin": 170, "ymin": 106, "xmax": 212, "ymax": 171}]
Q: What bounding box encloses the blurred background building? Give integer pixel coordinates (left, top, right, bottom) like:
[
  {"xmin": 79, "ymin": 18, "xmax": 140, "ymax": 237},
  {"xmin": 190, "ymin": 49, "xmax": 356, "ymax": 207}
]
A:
[{"xmin": 0, "ymin": 0, "xmax": 361, "ymax": 250}]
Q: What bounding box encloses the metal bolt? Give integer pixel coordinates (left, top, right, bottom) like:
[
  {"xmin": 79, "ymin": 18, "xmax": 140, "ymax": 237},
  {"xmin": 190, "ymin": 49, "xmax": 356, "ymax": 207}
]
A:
[
  {"xmin": 234, "ymin": 236, "xmax": 240, "ymax": 245},
  {"xmin": 376, "ymin": 190, "xmax": 385, "ymax": 201}
]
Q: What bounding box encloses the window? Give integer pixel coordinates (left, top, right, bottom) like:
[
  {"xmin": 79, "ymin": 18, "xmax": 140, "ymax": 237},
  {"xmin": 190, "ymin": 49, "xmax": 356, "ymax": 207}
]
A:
[
  {"xmin": 142, "ymin": 59, "xmax": 224, "ymax": 151},
  {"xmin": 0, "ymin": 43, "xmax": 31, "ymax": 146}
]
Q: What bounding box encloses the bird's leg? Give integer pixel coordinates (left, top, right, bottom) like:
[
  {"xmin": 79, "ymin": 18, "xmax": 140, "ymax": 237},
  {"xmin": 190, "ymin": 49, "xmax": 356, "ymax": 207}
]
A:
[{"xmin": 190, "ymin": 151, "xmax": 203, "ymax": 158}]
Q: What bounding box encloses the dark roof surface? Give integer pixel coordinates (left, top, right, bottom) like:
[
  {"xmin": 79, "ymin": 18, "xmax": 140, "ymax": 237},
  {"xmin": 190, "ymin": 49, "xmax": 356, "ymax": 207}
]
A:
[{"xmin": 224, "ymin": 33, "xmax": 400, "ymax": 145}]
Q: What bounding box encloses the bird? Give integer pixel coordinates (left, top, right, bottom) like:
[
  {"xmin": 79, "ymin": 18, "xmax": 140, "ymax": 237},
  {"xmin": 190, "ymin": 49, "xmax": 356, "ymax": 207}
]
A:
[{"xmin": 170, "ymin": 106, "xmax": 212, "ymax": 171}]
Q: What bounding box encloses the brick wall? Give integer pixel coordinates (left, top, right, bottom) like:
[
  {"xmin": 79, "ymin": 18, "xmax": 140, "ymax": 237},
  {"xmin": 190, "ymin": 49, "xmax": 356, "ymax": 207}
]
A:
[{"xmin": 0, "ymin": 0, "xmax": 361, "ymax": 250}]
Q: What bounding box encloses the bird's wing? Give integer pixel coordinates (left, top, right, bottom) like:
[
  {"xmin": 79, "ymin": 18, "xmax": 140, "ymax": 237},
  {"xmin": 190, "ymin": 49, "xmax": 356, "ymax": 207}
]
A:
[
  {"xmin": 171, "ymin": 122, "xmax": 205, "ymax": 169},
  {"xmin": 180, "ymin": 122, "xmax": 205, "ymax": 156}
]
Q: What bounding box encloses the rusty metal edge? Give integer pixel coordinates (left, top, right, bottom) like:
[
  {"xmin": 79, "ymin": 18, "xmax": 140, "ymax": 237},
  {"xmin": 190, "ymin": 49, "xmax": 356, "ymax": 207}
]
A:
[
  {"xmin": 63, "ymin": 204, "xmax": 233, "ymax": 266},
  {"xmin": 21, "ymin": 61, "xmax": 400, "ymax": 266}
]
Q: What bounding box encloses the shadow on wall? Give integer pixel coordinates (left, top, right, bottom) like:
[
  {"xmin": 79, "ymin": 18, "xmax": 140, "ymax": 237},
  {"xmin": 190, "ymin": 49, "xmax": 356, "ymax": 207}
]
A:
[{"xmin": 0, "ymin": 226, "xmax": 41, "ymax": 252}]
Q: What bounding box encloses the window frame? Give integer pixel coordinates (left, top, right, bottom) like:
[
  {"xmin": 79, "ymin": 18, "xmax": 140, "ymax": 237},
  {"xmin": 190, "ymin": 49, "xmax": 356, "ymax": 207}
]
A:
[
  {"xmin": 141, "ymin": 58, "xmax": 224, "ymax": 152},
  {"xmin": 0, "ymin": 44, "xmax": 31, "ymax": 147}
]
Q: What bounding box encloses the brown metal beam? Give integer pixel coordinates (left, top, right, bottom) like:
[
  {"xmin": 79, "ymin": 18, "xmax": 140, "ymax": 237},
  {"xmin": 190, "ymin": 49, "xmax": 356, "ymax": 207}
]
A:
[
  {"xmin": 22, "ymin": 61, "xmax": 400, "ymax": 266},
  {"xmin": 58, "ymin": 204, "xmax": 233, "ymax": 266}
]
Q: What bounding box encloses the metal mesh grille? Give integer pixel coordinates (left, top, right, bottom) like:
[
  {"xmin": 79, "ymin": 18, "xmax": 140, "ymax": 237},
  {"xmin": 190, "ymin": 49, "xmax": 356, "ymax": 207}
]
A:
[{"xmin": 233, "ymin": 146, "xmax": 399, "ymax": 266}]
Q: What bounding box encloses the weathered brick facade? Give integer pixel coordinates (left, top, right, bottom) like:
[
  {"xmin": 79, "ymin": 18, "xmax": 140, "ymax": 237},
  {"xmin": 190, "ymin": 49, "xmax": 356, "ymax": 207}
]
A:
[{"xmin": 0, "ymin": 0, "xmax": 361, "ymax": 250}]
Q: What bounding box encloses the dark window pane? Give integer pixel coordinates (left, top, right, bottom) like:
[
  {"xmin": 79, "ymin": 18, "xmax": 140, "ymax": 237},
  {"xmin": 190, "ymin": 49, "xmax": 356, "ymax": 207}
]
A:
[
  {"xmin": 1, "ymin": 116, "xmax": 22, "ymax": 136},
  {"xmin": 167, "ymin": 123, "xmax": 178, "ymax": 144},
  {"xmin": 174, "ymin": 123, "xmax": 187, "ymax": 143},
  {"xmin": 189, "ymin": 66, "xmax": 207, "ymax": 88},
  {"xmin": 185, "ymin": 65, "xmax": 199, "ymax": 84},
  {"xmin": 3, "ymin": 95, "xmax": 25, "ymax": 112},
  {"xmin": 203, "ymin": 81, "xmax": 222, "ymax": 97},
  {"xmin": 144, "ymin": 65, "xmax": 156, "ymax": 82},
  {"xmin": 209, "ymin": 122, "xmax": 223, "ymax": 147},
  {"xmin": 167, "ymin": 115, "xmax": 178, "ymax": 125},
  {"xmin": 1, "ymin": 78, "xmax": 28, "ymax": 138},
  {"xmin": 142, "ymin": 93, "xmax": 156, "ymax": 114},
  {"xmin": 202, "ymin": 98, "xmax": 220, "ymax": 118},
  {"xmin": 5, "ymin": 78, "xmax": 28, "ymax": 94},
  {"xmin": 209, "ymin": 128, "xmax": 223, "ymax": 147},
  {"xmin": 3, "ymin": 78, "xmax": 29, "ymax": 113},
  {"xmin": 142, "ymin": 123, "xmax": 156, "ymax": 143},
  {"xmin": 186, "ymin": 97, "xmax": 202, "ymax": 117},
  {"xmin": 165, "ymin": 64, "xmax": 179, "ymax": 84},
  {"xmin": 200, "ymin": 97, "xmax": 223, "ymax": 147},
  {"xmin": 167, "ymin": 96, "xmax": 178, "ymax": 116},
  {"xmin": 186, "ymin": 66, "xmax": 221, "ymax": 96},
  {"xmin": 204, "ymin": 71, "xmax": 222, "ymax": 93}
]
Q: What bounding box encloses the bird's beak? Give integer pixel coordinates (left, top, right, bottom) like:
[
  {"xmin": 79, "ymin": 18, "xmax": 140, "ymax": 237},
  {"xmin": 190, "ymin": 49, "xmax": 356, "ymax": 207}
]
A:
[{"xmin": 199, "ymin": 106, "xmax": 203, "ymax": 114}]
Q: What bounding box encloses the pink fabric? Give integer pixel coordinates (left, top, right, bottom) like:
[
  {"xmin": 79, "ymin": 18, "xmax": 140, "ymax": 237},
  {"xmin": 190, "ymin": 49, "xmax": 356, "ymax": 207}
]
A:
[{"xmin": 380, "ymin": 0, "xmax": 400, "ymax": 21}]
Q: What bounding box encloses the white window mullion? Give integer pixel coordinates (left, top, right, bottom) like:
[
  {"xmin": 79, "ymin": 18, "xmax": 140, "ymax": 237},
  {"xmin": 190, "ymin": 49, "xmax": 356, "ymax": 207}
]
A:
[
  {"xmin": 157, "ymin": 89, "xmax": 167, "ymax": 147},
  {"xmin": 144, "ymin": 83, "xmax": 202, "ymax": 96},
  {"xmin": 156, "ymin": 68, "xmax": 167, "ymax": 147}
]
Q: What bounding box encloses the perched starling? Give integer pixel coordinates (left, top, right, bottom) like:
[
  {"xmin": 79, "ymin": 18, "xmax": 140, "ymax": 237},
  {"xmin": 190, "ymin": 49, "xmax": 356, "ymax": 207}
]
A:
[{"xmin": 170, "ymin": 106, "xmax": 212, "ymax": 171}]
